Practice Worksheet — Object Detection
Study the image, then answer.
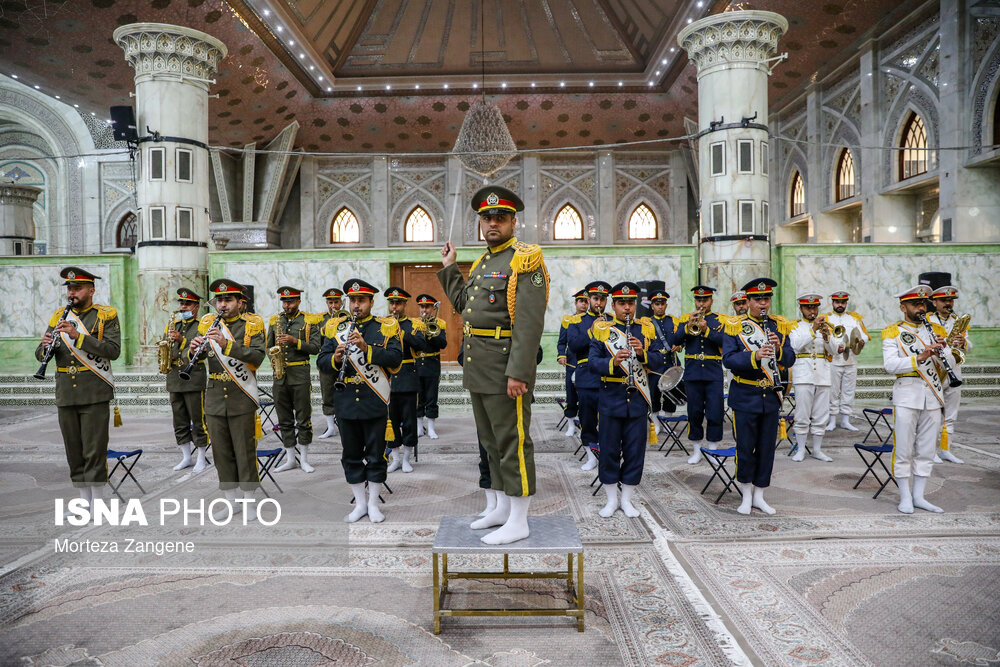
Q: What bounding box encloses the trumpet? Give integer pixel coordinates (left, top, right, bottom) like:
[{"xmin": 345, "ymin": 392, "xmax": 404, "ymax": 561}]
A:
[
  {"xmin": 685, "ymin": 306, "xmax": 707, "ymax": 335},
  {"xmin": 157, "ymin": 311, "xmax": 182, "ymax": 374},
  {"xmin": 268, "ymin": 316, "xmax": 287, "ymax": 380},
  {"xmin": 34, "ymin": 299, "xmax": 74, "ymax": 380},
  {"xmin": 421, "ymin": 300, "xmax": 442, "ymax": 336},
  {"xmin": 815, "ymin": 315, "xmax": 845, "ymax": 343}
]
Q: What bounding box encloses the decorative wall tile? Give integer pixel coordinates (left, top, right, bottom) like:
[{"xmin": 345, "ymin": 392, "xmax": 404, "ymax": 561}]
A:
[{"xmin": 0, "ymin": 263, "xmax": 112, "ymax": 338}]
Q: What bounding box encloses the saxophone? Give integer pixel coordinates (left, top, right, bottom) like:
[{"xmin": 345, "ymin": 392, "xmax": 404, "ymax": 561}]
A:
[
  {"xmin": 946, "ymin": 313, "xmax": 971, "ymax": 364},
  {"xmin": 269, "ymin": 315, "xmax": 287, "ymax": 380},
  {"xmin": 158, "ymin": 312, "xmax": 181, "ymax": 374}
]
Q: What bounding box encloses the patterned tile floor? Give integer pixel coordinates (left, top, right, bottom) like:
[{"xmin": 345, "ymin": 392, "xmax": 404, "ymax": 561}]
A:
[{"xmin": 0, "ymin": 401, "xmax": 997, "ymax": 665}]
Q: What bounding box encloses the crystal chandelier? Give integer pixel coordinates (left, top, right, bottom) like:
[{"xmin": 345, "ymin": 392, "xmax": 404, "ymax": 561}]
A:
[{"xmin": 453, "ymin": 99, "xmax": 517, "ymax": 177}]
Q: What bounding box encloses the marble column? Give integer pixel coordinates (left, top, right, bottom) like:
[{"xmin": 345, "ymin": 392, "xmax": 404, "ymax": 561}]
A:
[
  {"xmin": 114, "ymin": 23, "xmax": 227, "ymax": 365},
  {"xmin": 678, "ymin": 10, "xmax": 787, "ymax": 300},
  {"xmin": 0, "ymin": 183, "xmax": 42, "ymax": 255}
]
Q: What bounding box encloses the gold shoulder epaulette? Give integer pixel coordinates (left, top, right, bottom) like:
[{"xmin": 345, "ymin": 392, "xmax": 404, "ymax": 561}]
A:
[
  {"xmin": 677, "ymin": 313, "xmax": 690, "ymax": 323},
  {"xmin": 849, "ymin": 311, "xmax": 864, "ymax": 321},
  {"xmin": 243, "ymin": 313, "xmax": 266, "ymax": 338},
  {"xmin": 881, "ymin": 322, "xmax": 901, "ymax": 340},
  {"xmin": 561, "ymin": 314, "xmax": 574, "ymax": 328},
  {"xmin": 931, "ymin": 322, "xmax": 947, "ymax": 337},
  {"xmin": 198, "ymin": 313, "xmax": 216, "ymax": 334},
  {"xmin": 591, "ymin": 319, "xmax": 612, "ymax": 342},
  {"xmin": 437, "ymin": 318, "xmax": 447, "ymax": 330},
  {"xmin": 566, "ymin": 313, "xmax": 583, "ymax": 325},
  {"xmin": 722, "ymin": 317, "xmax": 743, "ymax": 336},
  {"xmin": 378, "ymin": 316, "xmax": 400, "ymax": 339},
  {"xmin": 304, "ymin": 312, "xmax": 324, "ymax": 326},
  {"xmin": 49, "ymin": 308, "xmax": 66, "ymax": 327},
  {"xmin": 640, "ymin": 319, "xmax": 656, "ymax": 340},
  {"xmin": 510, "ymin": 241, "xmax": 545, "ymax": 274},
  {"xmin": 410, "ymin": 317, "xmax": 427, "ymax": 332},
  {"xmin": 95, "ymin": 304, "xmax": 118, "ymax": 321},
  {"xmin": 771, "ymin": 315, "xmax": 795, "ymax": 336},
  {"xmin": 269, "ymin": 313, "xmax": 279, "ymax": 327},
  {"xmin": 322, "ymin": 316, "xmax": 346, "ymax": 338}
]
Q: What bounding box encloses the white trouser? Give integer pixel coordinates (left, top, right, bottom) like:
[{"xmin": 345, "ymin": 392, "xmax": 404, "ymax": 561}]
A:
[
  {"xmin": 792, "ymin": 383, "xmax": 830, "ymax": 437},
  {"xmin": 830, "ymin": 364, "xmax": 857, "ymax": 417},
  {"xmin": 936, "ymin": 385, "xmax": 961, "ymax": 448},
  {"xmin": 892, "ymin": 404, "xmax": 942, "ymax": 478}
]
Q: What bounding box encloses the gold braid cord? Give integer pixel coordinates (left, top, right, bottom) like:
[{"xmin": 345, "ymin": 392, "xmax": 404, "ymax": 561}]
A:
[
  {"xmin": 591, "ymin": 319, "xmax": 612, "ymax": 342},
  {"xmin": 881, "ymin": 322, "xmax": 901, "ymax": 340},
  {"xmin": 243, "ymin": 314, "xmax": 265, "ymax": 346},
  {"xmin": 507, "ymin": 242, "xmax": 547, "ymax": 326},
  {"xmin": 96, "ymin": 305, "xmax": 116, "ymax": 340}
]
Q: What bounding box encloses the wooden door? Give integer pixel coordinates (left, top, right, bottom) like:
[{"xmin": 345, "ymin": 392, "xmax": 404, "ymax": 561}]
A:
[{"xmin": 389, "ymin": 263, "xmax": 472, "ymax": 362}]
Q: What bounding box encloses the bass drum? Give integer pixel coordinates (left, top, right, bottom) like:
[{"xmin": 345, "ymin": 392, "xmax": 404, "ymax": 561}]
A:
[{"xmin": 657, "ymin": 366, "xmax": 687, "ymax": 407}]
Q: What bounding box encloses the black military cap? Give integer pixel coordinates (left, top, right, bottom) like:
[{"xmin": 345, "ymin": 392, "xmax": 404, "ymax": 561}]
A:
[
  {"xmin": 276, "ymin": 286, "xmax": 303, "ymax": 301},
  {"xmin": 416, "ymin": 294, "xmax": 438, "ymax": 305},
  {"xmin": 649, "ymin": 289, "xmax": 670, "ymax": 301},
  {"xmin": 323, "ymin": 288, "xmax": 344, "ymax": 299},
  {"xmin": 177, "ymin": 287, "xmax": 203, "ymax": 302},
  {"xmin": 471, "ymin": 185, "xmax": 524, "ymax": 215},
  {"xmin": 741, "ymin": 277, "xmax": 778, "ymax": 297},
  {"xmin": 60, "ymin": 267, "xmax": 100, "ymax": 285},
  {"xmin": 208, "ymin": 278, "xmax": 244, "ymax": 298},
  {"xmin": 573, "ymin": 288, "xmax": 589, "ymax": 300},
  {"xmin": 585, "ymin": 280, "xmax": 612, "ymax": 296},
  {"xmin": 611, "ymin": 281, "xmax": 641, "ymax": 300},
  {"xmin": 343, "ymin": 279, "xmax": 379, "ymax": 297},
  {"xmin": 691, "ymin": 285, "xmax": 716, "ymax": 297},
  {"xmin": 384, "ymin": 286, "xmax": 411, "ymax": 301}
]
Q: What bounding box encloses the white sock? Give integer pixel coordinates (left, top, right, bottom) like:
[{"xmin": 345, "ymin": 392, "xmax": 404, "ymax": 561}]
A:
[
  {"xmin": 581, "ymin": 448, "xmax": 598, "ymax": 471},
  {"xmin": 173, "ymin": 442, "xmax": 194, "ymax": 471},
  {"xmin": 792, "ymin": 433, "xmax": 807, "ymax": 462},
  {"xmin": 471, "ymin": 493, "xmax": 510, "ymax": 530},
  {"xmin": 192, "ymin": 446, "xmax": 209, "ymax": 472},
  {"xmin": 213, "ymin": 490, "xmax": 240, "ymax": 521},
  {"xmin": 243, "ymin": 490, "xmax": 256, "ymax": 521},
  {"xmin": 737, "ymin": 482, "xmax": 753, "ymax": 514},
  {"xmin": 274, "ymin": 447, "xmax": 297, "ymax": 472},
  {"xmin": 426, "ymin": 418, "xmax": 438, "ymax": 439},
  {"xmin": 687, "ymin": 445, "xmax": 703, "ymax": 465},
  {"xmin": 751, "ymin": 486, "xmax": 775, "ymax": 514},
  {"xmin": 401, "ymin": 446, "xmax": 414, "ymax": 473},
  {"xmin": 810, "ymin": 434, "xmax": 832, "ymax": 462},
  {"xmin": 897, "ymin": 477, "xmax": 914, "ymax": 514},
  {"xmin": 599, "ymin": 484, "xmax": 619, "ymax": 517},
  {"xmin": 938, "ymin": 449, "xmax": 964, "ymax": 464},
  {"xmin": 318, "ymin": 415, "xmax": 338, "ymax": 439},
  {"xmin": 346, "ymin": 483, "xmax": 368, "ymax": 522},
  {"xmin": 479, "ymin": 488, "xmax": 498, "ymax": 516},
  {"xmin": 367, "ymin": 482, "xmax": 385, "ymax": 523},
  {"xmin": 620, "ymin": 484, "xmax": 640, "ymax": 517},
  {"xmin": 386, "ymin": 448, "xmax": 402, "ymax": 472},
  {"xmin": 416, "ymin": 418, "xmax": 425, "ymax": 437},
  {"xmin": 296, "ymin": 444, "xmax": 315, "ymax": 473},
  {"xmin": 481, "ymin": 496, "xmax": 531, "ymax": 545},
  {"xmin": 912, "ymin": 475, "xmax": 943, "ymax": 513}
]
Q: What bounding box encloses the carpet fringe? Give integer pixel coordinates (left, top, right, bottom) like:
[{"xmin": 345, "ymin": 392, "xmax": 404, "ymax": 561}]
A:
[{"xmin": 643, "ymin": 508, "xmax": 752, "ymax": 666}]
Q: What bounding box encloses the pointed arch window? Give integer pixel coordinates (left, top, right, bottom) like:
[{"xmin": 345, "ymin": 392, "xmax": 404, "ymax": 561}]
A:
[
  {"xmin": 790, "ymin": 170, "xmax": 805, "ymax": 217},
  {"xmin": 553, "ymin": 203, "xmax": 583, "ymax": 240},
  {"xmin": 836, "ymin": 148, "xmax": 856, "ymax": 201},
  {"xmin": 900, "ymin": 111, "xmax": 929, "ymax": 180},
  {"xmin": 116, "ymin": 211, "xmax": 137, "ymax": 249},
  {"xmin": 627, "ymin": 203, "xmax": 657, "ymax": 240},
  {"xmin": 404, "ymin": 206, "xmax": 434, "ymax": 242},
  {"xmin": 330, "ymin": 207, "xmax": 361, "ymax": 244}
]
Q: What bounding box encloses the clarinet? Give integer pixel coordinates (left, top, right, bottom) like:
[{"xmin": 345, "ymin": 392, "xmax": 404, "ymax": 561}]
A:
[
  {"xmin": 759, "ymin": 308, "xmax": 784, "ymax": 399},
  {"xmin": 334, "ymin": 308, "xmax": 360, "ymax": 392},
  {"xmin": 179, "ymin": 313, "xmax": 222, "ymax": 381},
  {"xmin": 917, "ymin": 314, "xmax": 963, "ymax": 388},
  {"xmin": 624, "ymin": 313, "xmax": 638, "ymax": 394},
  {"xmin": 34, "ymin": 299, "xmax": 74, "ymax": 380}
]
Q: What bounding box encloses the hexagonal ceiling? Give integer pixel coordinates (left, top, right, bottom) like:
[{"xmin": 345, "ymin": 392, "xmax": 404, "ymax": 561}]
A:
[{"xmin": 0, "ymin": 0, "xmax": 910, "ymax": 153}]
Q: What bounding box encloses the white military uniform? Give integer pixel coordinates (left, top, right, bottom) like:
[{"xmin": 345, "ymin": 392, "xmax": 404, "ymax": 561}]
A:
[
  {"xmin": 927, "ymin": 310, "xmax": 969, "ymax": 453},
  {"xmin": 789, "ymin": 320, "xmax": 838, "ymax": 437},
  {"xmin": 882, "ymin": 320, "xmax": 954, "ymax": 478},
  {"xmin": 827, "ymin": 309, "xmax": 870, "ymax": 420}
]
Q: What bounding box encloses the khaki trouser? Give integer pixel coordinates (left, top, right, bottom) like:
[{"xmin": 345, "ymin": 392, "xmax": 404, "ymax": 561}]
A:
[
  {"xmin": 469, "ymin": 391, "xmax": 536, "ymax": 497},
  {"xmin": 170, "ymin": 391, "xmax": 209, "ymax": 447},
  {"xmin": 207, "ymin": 413, "xmax": 260, "ymax": 491},
  {"xmin": 274, "ymin": 382, "xmax": 313, "ymax": 447},
  {"xmin": 57, "ymin": 402, "xmax": 110, "ymax": 487}
]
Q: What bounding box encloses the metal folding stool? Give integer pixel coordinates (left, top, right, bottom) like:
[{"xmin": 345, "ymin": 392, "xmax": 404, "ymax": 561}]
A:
[
  {"xmin": 257, "ymin": 388, "xmax": 279, "ymax": 431},
  {"xmin": 862, "ymin": 407, "xmax": 894, "ymax": 446},
  {"xmin": 699, "ymin": 446, "xmax": 742, "ymax": 505},
  {"xmin": 853, "ymin": 442, "xmax": 897, "ymax": 499},
  {"xmin": 255, "ymin": 447, "xmax": 286, "ymax": 497},
  {"xmin": 657, "ymin": 415, "xmax": 690, "ymax": 457},
  {"xmin": 106, "ymin": 449, "xmax": 145, "ymax": 501},
  {"xmin": 555, "ymin": 398, "xmax": 568, "ymax": 431}
]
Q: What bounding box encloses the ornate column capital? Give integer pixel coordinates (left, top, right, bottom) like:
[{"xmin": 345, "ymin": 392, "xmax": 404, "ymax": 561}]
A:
[
  {"xmin": 678, "ymin": 11, "xmax": 788, "ymax": 72},
  {"xmin": 0, "ymin": 184, "xmax": 43, "ymax": 207},
  {"xmin": 113, "ymin": 23, "xmax": 227, "ymax": 84}
]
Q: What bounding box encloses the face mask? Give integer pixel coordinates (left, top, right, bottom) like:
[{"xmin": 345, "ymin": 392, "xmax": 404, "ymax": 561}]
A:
[{"xmin": 179, "ymin": 310, "xmax": 194, "ymax": 320}]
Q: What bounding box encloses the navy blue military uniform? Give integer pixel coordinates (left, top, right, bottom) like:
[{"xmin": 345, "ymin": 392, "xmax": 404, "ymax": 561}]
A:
[
  {"xmin": 645, "ymin": 289, "xmax": 681, "ymax": 414},
  {"xmin": 722, "ymin": 279, "xmax": 795, "ymax": 488},
  {"xmin": 317, "ymin": 280, "xmax": 403, "ymax": 484},
  {"xmin": 384, "ymin": 287, "xmax": 430, "ymax": 453},
  {"xmin": 566, "ymin": 281, "xmax": 612, "ymax": 451},
  {"xmin": 414, "ymin": 294, "xmax": 447, "ymax": 420},
  {"xmin": 675, "ymin": 286, "xmax": 726, "ymax": 442},
  {"xmin": 556, "ymin": 288, "xmax": 587, "ymax": 421},
  {"xmin": 590, "ymin": 286, "xmax": 663, "ymax": 486}
]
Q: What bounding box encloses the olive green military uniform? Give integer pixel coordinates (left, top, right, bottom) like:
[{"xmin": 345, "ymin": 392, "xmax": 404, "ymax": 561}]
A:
[
  {"xmin": 438, "ymin": 237, "xmax": 548, "ymax": 496},
  {"xmin": 267, "ymin": 311, "xmax": 321, "ymax": 448},
  {"xmin": 192, "ymin": 313, "xmax": 266, "ymax": 490},
  {"xmin": 318, "ymin": 309, "xmax": 349, "ymax": 417},
  {"xmin": 36, "ymin": 304, "xmax": 121, "ymax": 487},
  {"xmin": 164, "ymin": 316, "xmax": 209, "ymax": 448}
]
